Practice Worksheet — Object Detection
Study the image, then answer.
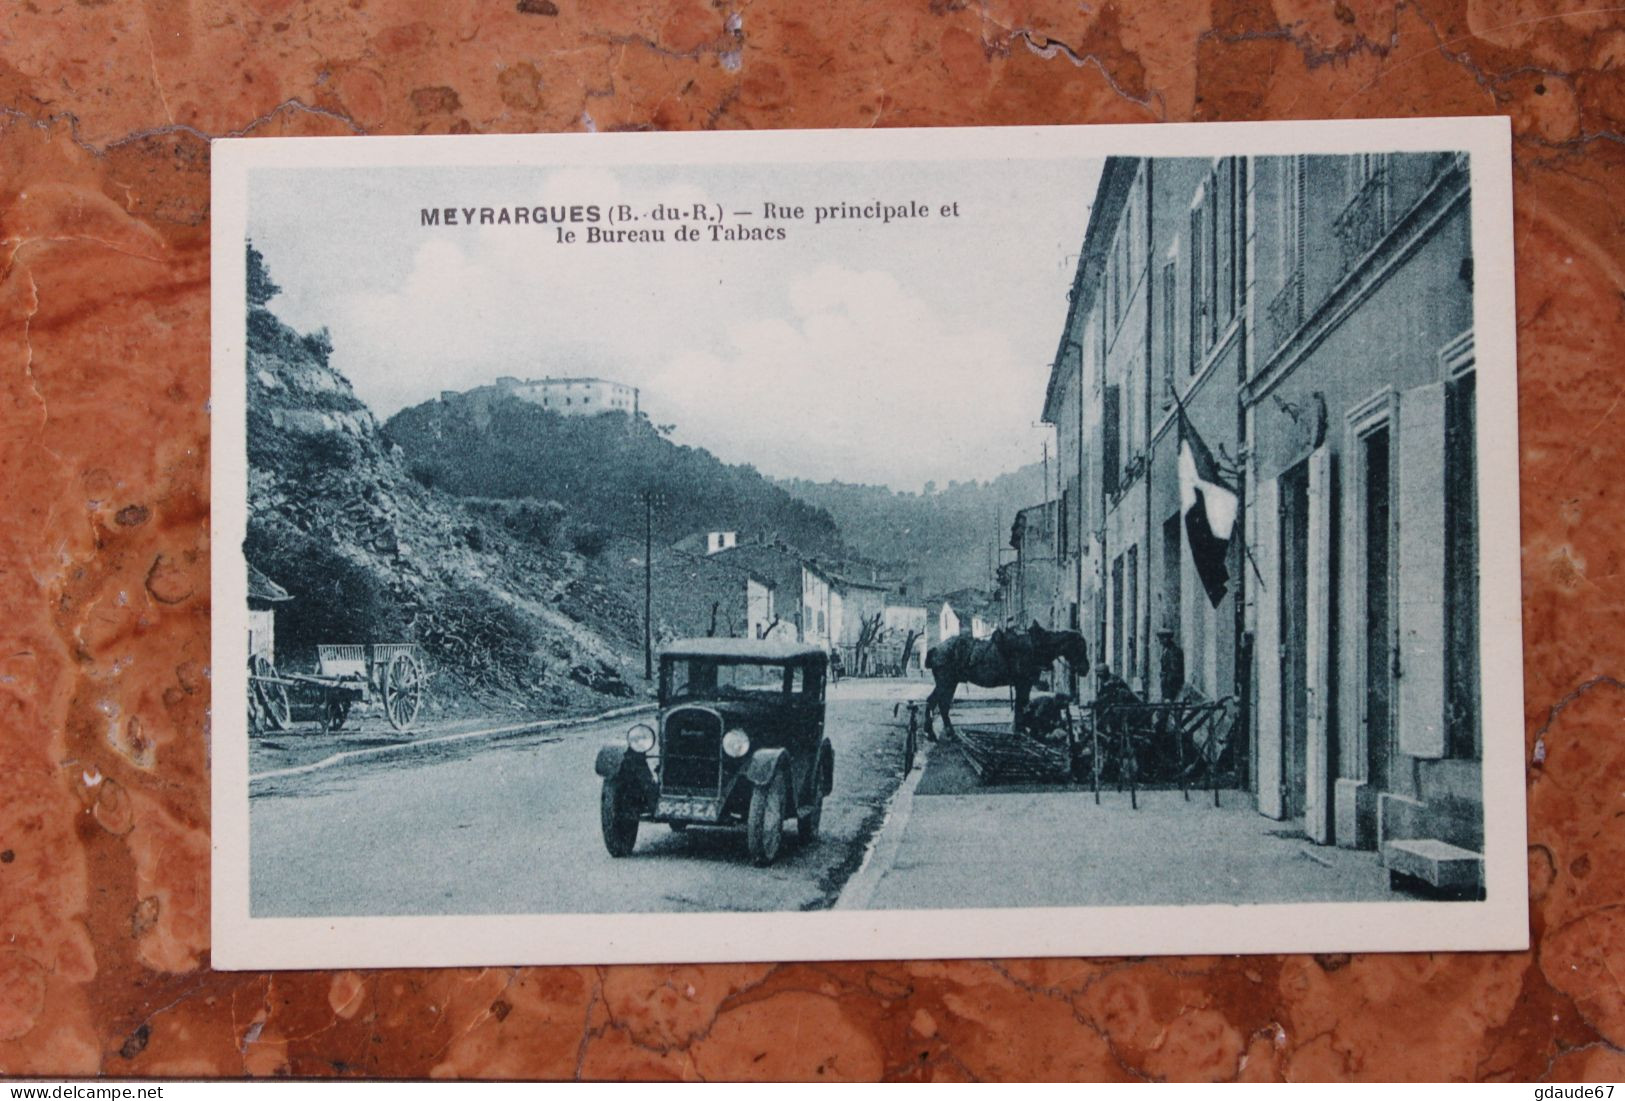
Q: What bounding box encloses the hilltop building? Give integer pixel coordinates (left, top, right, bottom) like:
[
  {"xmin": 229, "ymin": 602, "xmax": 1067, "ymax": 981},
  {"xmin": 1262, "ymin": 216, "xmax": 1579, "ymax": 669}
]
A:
[{"xmin": 493, "ymin": 376, "xmax": 639, "ymax": 418}]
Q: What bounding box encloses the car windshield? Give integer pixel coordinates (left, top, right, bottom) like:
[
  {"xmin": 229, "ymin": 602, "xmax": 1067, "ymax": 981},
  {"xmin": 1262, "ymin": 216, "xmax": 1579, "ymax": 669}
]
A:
[{"xmin": 663, "ymin": 658, "xmax": 806, "ymax": 702}]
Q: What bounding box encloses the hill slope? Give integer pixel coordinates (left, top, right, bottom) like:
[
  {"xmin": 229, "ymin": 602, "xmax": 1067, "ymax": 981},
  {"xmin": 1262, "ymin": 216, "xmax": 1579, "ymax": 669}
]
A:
[
  {"xmin": 776, "ymin": 465, "xmax": 1048, "ymax": 595},
  {"xmin": 245, "ymin": 302, "xmax": 644, "ymax": 719},
  {"xmin": 383, "ymin": 389, "xmax": 846, "ymax": 555}
]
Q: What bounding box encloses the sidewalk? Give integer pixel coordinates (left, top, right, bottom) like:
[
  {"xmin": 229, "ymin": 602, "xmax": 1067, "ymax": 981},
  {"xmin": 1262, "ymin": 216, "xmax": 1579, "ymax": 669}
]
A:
[{"xmin": 842, "ymin": 739, "xmax": 1394, "ymax": 911}]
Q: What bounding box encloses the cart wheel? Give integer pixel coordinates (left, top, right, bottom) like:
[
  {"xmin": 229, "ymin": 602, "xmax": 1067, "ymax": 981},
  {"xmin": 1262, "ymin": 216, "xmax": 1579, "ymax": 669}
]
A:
[
  {"xmin": 250, "ymin": 655, "xmax": 290, "ymax": 732},
  {"xmin": 321, "ymin": 695, "xmax": 351, "ymax": 733},
  {"xmin": 383, "ymin": 652, "xmax": 425, "ymax": 732}
]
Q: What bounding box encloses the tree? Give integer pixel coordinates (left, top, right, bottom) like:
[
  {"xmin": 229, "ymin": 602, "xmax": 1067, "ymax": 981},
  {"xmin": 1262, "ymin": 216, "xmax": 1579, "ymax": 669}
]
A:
[
  {"xmin": 854, "ymin": 611, "xmax": 884, "ymax": 677},
  {"xmin": 247, "ymin": 241, "xmax": 281, "ymax": 308}
]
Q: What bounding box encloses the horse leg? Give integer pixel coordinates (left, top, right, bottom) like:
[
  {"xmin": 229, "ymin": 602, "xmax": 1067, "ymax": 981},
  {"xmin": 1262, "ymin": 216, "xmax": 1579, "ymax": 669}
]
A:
[
  {"xmin": 922, "ymin": 684, "xmax": 937, "ymax": 738},
  {"xmin": 937, "ymin": 679, "xmax": 956, "ymax": 740},
  {"xmin": 1014, "ymin": 680, "xmax": 1032, "ymax": 736}
]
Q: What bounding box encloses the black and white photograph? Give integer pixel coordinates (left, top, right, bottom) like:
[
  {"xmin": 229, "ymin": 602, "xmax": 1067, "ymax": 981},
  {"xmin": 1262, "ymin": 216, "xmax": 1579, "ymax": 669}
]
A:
[{"xmin": 210, "ymin": 120, "xmax": 1526, "ymax": 969}]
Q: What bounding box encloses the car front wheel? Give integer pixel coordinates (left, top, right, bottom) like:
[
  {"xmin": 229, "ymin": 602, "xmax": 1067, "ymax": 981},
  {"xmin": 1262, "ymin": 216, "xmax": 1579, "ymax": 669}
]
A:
[
  {"xmin": 747, "ymin": 770, "xmax": 788, "ymax": 866},
  {"xmin": 600, "ymin": 776, "xmax": 640, "ymax": 857}
]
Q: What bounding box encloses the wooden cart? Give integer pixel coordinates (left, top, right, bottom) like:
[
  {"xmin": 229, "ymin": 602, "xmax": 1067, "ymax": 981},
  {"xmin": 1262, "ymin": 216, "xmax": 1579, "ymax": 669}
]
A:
[{"xmin": 248, "ymin": 642, "xmax": 426, "ymax": 734}]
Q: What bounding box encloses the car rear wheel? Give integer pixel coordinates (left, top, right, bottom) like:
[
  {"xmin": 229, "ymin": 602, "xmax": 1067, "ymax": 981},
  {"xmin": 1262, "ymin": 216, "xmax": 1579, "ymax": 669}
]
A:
[
  {"xmin": 600, "ymin": 776, "xmax": 640, "ymax": 857},
  {"xmin": 747, "ymin": 770, "xmax": 788, "ymax": 866},
  {"xmin": 795, "ymin": 792, "xmax": 823, "ymax": 845}
]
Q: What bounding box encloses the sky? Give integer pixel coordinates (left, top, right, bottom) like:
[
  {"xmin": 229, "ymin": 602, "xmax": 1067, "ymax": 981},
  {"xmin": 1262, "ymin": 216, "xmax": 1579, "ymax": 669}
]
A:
[{"xmin": 249, "ymin": 153, "xmax": 1099, "ymax": 493}]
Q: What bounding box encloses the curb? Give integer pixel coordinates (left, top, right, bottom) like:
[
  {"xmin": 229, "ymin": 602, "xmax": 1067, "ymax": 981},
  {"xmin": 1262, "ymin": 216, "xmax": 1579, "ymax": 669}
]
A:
[
  {"xmin": 834, "ymin": 735, "xmax": 935, "ymax": 911},
  {"xmin": 250, "ymin": 702, "xmax": 655, "ymax": 785}
]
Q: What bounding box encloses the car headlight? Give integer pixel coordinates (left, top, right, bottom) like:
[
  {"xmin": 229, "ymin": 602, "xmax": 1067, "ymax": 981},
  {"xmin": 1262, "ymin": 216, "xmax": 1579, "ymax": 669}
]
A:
[
  {"xmin": 721, "ymin": 728, "xmax": 750, "ymax": 758},
  {"xmin": 626, "ymin": 723, "xmax": 656, "ymax": 753}
]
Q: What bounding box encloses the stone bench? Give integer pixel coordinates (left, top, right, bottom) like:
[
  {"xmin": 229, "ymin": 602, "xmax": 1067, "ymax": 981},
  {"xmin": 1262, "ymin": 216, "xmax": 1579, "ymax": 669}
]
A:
[{"xmin": 1383, "ymin": 837, "xmax": 1484, "ymax": 899}]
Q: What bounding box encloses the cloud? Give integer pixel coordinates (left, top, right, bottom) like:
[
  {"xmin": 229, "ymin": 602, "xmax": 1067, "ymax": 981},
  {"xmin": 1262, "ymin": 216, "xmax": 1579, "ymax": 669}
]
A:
[
  {"xmin": 649, "ymin": 263, "xmax": 1045, "ymax": 489},
  {"xmin": 253, "ymin": 157, "xmax": 1086, "ymax": 492}
]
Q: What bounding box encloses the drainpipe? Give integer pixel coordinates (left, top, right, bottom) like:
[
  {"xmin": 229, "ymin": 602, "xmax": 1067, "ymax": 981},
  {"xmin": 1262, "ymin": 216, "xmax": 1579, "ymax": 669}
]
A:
[
  {"xmin": 1143, "ymin": 158, "xmax": 1156, "ymax": 699},
  {"xmin": 1235, "ymin": 157, "xmax": 1252, "ymax": 788}
]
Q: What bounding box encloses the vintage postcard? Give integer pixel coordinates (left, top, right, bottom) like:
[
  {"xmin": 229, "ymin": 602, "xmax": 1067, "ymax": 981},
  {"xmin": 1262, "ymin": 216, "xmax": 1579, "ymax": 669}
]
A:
[{"xmin": 211, "ymin": 118, "xmax": 1526, "ymax": 969}]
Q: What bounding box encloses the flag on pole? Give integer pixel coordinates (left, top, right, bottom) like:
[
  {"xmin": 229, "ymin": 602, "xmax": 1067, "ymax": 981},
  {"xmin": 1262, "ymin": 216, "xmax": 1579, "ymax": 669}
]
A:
[{"xmin": 1177, "ymin": 406, "xmax": 1239, "ymax": 608}]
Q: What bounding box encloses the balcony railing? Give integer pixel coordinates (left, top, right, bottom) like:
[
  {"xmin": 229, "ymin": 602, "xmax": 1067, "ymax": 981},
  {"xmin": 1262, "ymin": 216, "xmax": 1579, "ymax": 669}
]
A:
[
  {"xmin": 1266, "ymin": 268, "xmax": 1303, "ymax": 350},
  {"xmin": 1332, "ymin": 166, "xmax": 1389, "ymax": 271}
]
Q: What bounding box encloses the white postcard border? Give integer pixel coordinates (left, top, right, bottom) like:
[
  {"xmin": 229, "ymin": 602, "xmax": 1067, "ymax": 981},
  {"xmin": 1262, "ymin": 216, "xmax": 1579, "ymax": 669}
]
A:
[{"xmin": 211, "ymin": 117, "xmax": 1526, "ymax": 970}]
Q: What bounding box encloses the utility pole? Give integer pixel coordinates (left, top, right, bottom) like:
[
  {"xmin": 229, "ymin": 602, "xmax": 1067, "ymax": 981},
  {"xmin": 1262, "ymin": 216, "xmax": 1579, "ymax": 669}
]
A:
[{"xmin": 643, "ymin": 488, "xmax": 654, "ymax": 680}]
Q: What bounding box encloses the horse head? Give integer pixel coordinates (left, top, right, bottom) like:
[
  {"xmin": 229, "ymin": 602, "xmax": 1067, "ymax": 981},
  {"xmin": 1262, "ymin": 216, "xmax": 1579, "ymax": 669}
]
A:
[{"xmin": 1029, "ymin": 622, "xmax": 1089, "ymax": 677}]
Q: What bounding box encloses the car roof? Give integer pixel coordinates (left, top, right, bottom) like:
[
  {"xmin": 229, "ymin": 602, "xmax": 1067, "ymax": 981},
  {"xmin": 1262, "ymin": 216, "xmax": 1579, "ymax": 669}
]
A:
[{"xmin": 661, "ymin": 637, "xmax": 829, "ymax": 663}]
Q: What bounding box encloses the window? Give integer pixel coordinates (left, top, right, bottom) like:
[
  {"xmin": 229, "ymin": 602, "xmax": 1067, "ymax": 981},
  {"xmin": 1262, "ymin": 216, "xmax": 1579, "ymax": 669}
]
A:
[
  {"xmin": 1058, "ymin": 486, "xmax": 1071, "ymax": 559},
  {"xmin": 1335, "ymin": 153, "xmax": 1391, "ymax": 268},
  {"xmin": 1189, "ymin": 159, "xmax": 1244, "ymax": 367},
  {"xmin": 1102, "ymin": 385, "xmax": 1122, "ymax": 498},
  {"xmin": 1279, "ymin": 156, "xmax": 1304, "ymax": 279},
  {"xmin": 1161, "ymin": 512, "xmax": 1182, "ymax": 663},
  {"xmin": 1123, "ymin": 367, "xmax": 1137, "ymax": 460},
  {"xmin": 1188, "ymin": 204, "xmax": 1205, "ymax": 374},
  {"xmin": 1126, "ymin": 544, "xmax": 1139, "ymax": 682},
  {"xmin": 1111, "ymin": 554, "xmax": 1125, "ymax": 674},
  {"xmin": 1160, "ymin": 261, "xmax": 1177, "ymax": 404}
]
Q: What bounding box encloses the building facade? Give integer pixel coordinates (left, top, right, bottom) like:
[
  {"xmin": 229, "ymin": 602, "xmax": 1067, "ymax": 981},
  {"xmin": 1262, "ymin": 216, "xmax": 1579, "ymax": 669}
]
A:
[
  {"xmin": 494, "ymin": 376, "xmax": 640, "ymax": 417},
  {"xmin": 1039, "ymin": 151, "xmax": 1481, "ymax": 881}
]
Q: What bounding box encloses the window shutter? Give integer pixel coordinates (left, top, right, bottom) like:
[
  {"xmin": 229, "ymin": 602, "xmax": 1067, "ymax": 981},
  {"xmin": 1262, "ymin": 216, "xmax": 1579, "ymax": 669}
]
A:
[
  {"xmin": 1305, "ymin": 446, "xmax": 1334, "ymax": 842},
  {"xmin": 1103, "ymin": 385, "xmax": 1121, "ymax": 498},
  {"xmin": 1255, "ymin": 474, "xmax": 1283, "ymax": 819},
  {"xmin": 1396, "ymin": 383, "xmax": 1448, "ymax": 759}
]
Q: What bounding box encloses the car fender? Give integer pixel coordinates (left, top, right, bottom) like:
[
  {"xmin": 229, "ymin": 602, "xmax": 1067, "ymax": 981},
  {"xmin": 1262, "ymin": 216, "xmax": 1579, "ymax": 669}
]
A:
[
  {"xmin": 742, "ymin": 747, "xmax": 788, "ymax": 788},
  {"xmin": 594, "ymin": 743, "xmax": 637, "ymax": 778},
  {"xmin": 595, "ymin": 744, "xmax": 658, "ymax": 806}
]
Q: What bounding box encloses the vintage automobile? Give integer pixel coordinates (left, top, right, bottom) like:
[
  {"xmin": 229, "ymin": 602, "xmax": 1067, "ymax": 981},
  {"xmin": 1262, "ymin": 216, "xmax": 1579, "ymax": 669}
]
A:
[{"xmin": 595, "ymin": 638, "xmax": 834, "ymax": 866}]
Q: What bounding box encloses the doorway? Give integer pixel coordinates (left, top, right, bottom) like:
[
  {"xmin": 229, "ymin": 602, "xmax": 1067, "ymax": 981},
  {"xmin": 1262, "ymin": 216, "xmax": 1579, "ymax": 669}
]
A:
[
  {"xmin": 1362, "ymin": 426, "xmax": 1394, "ymax": 793},
  {"xmin": 1279, "ymin": 462, "xmax": 1310, "ymax": 820}
]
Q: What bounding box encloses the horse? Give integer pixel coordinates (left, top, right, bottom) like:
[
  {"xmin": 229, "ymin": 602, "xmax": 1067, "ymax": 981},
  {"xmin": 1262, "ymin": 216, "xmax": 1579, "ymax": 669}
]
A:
[{"xmin": 922, "ymin": 622, "xmax": 1090, "ymax": 738}]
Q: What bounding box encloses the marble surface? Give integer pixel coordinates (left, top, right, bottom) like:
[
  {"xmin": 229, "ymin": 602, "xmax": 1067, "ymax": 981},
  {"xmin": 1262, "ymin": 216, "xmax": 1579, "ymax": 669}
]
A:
[{"xmin": 2, "ymin": 0, "xmax": 1623, "ymax": 1082}]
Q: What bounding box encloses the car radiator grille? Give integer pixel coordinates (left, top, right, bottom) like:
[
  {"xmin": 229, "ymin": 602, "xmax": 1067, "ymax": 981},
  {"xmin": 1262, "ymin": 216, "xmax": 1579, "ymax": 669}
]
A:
[{"xmin": 661, "ymin": 708, "xmax": 723, "ymax": 794}]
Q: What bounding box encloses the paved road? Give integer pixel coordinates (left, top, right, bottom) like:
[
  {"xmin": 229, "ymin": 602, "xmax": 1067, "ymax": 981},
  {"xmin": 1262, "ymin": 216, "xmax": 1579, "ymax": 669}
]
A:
[{"xmin": 249, "ymin": 678, "xmax": 936, "ymax": 917}]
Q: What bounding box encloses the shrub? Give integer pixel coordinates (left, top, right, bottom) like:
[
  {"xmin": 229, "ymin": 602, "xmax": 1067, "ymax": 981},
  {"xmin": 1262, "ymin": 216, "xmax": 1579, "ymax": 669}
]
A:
[
  {"xmin": 243, "ymin": 522, "xmax": 410, "ymax": 666},
  {"xmin": 569, "ymin": 523, "xmax": 609, "ymax": 558},
  {"xmin": 505, "ymin": 499, "xmax": 566, "ymax": 547},
  {"xmin": 414, "ymin": 583, "xmax": 546, "ymax": 691}
]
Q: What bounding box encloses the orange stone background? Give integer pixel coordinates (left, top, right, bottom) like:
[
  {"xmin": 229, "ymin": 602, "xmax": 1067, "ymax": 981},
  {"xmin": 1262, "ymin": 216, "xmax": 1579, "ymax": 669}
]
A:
[{"xmin": 1, "ymin": 0, "xmax": 1622, "ymax": 1082}]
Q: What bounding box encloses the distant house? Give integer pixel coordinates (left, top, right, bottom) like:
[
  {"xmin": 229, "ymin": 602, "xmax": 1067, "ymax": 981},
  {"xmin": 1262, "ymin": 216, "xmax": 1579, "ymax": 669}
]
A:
[
  {"xmin": 925, "ymin": 598, "xmax": 961, "ymax": 649},
  {"xmin": 247, "ymin": 563, "xmax": 291, "ymax": 665},
  {"xmin": 932, "ymin": 587, "xmax": 998, "ymax": 640},
  {"xmin": 709, "ymin": 542, "xmax": 820, "ymax": 645},
  {"xmin": 652, "ymin": 549, "xmax": 777, "ymax": 642},
  {"xmin": 883, "ymin": 600, "xmax": 929, "ymax": 674},
  {"xmin": 671, "ymin": 530, "xmax": 740, "ymax": 556},
  {"xmin": 1003, "ymin": 500, "xmax": 1062, "ymax": 630},
  {"xmin": 800, "ymin": 560, "xmax": 837, "ymax": 650},
  {"xmin": 824, "ymin": 569, "xmax": 891, "ymax": 673}
]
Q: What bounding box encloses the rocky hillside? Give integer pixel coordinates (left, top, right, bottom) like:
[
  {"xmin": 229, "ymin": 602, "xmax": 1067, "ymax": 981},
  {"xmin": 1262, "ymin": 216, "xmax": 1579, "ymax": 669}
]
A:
[{"xmin": 244, "ymin": 250, "xmax": 644, "ymax": 720}]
